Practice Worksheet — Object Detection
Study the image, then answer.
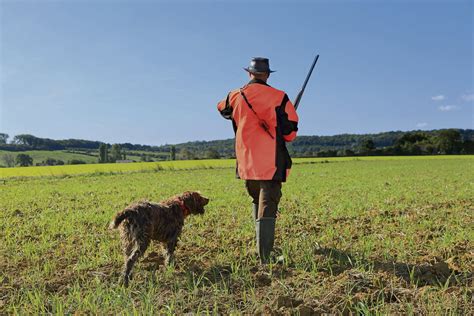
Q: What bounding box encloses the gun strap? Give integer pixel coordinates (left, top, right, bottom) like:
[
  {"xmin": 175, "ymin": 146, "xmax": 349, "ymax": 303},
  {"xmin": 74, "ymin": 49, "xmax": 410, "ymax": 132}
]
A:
[
  {"xmin": 239, "ymin": 88, "xmax": 258, "ymax": 115},
  {"xmin": 239, "ymin": 88, "xmax": 274, "ymax": 139}
]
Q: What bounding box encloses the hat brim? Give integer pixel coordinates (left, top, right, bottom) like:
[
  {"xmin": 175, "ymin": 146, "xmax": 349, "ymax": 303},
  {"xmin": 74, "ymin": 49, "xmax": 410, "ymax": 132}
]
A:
[{"xmin": 243, "ymin": 67, "xmax": 276, "ymax": 74}]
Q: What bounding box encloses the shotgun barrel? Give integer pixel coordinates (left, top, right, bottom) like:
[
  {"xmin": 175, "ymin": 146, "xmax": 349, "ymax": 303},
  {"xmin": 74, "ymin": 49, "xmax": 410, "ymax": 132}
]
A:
[{"xmin": 294, "ymin": 54, "xmax": 319, "ymax": 110}]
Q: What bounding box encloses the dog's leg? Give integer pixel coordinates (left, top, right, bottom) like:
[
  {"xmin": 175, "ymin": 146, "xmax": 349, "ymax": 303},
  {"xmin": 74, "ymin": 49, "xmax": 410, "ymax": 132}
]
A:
[
  {"xmin": 122, "ymin": 245, "xmax": 140, "ymax": 287},
  {"xmin": 164, "ymin": 231, "xmax": 180, "ymax": 266},
  {"xmin": 122, "ymin": 239, "xmax": 149, "ymax": 287}
]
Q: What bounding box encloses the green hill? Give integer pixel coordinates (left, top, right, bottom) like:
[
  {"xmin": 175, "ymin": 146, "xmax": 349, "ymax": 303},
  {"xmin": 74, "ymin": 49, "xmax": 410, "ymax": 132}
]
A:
[{"xmin": 0, "ymin": 129, "xmax": 472, "ymax": 167}]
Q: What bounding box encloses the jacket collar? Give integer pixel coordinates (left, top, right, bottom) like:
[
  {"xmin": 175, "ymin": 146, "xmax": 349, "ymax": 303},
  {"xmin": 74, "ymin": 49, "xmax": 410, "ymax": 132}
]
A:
[{"xmin": 248, "ymin": 78, "xmax": 270, "ymax": 86}]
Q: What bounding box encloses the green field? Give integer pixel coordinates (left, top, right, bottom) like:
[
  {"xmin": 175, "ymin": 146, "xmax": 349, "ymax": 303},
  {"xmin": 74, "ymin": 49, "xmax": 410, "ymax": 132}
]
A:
[
  {"xmin": 1, "ymin": 155, "xmax": 471, "ymax": 179},
  {"xmin": 0, "ymin": 149, "xmax": 171, "ymax": 168},
  {"xmin": 0, "ymin": 150, "xmax": 99, "ymax": 166},
  {"xmin": 1, "ymin": 156, "xmax": 473, "ymax": 314}
]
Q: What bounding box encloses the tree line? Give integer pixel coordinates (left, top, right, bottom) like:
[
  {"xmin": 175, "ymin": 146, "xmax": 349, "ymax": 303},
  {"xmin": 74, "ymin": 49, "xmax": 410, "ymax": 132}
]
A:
[
  {"xmin": 150, "ymin": 129, "xmax": 474, "ymax": 158},
  {"xmin": 0, "ymin": 129, "xmax": 472, "ymax": 167},
  {"xmin": 289, "ymin": 129, "xmax": 474, "ymax": 157}
]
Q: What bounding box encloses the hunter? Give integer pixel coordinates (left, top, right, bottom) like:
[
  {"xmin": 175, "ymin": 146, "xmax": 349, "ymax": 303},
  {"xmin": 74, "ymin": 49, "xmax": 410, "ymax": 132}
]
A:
[{"xmin": 217, "ymin": 57, "xmax": 299, "ymax": 263}]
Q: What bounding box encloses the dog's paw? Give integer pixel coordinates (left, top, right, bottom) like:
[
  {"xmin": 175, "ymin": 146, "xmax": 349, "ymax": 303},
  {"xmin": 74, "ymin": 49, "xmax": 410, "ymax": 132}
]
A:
[{"xmin": 119, "ymin": 274, "xmax": 130, "ymax": 288}]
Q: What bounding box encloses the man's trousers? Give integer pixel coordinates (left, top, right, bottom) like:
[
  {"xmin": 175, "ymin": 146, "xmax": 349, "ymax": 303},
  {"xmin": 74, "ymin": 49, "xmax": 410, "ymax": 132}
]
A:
[{"xmin": 245, "ymin": 180, "xmax": 282, "ymax": 219}]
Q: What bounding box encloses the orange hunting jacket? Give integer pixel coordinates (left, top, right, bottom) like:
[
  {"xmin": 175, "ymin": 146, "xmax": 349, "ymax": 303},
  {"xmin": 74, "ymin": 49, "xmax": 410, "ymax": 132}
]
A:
[{"xmin": 217, "ymin": 79, "xmax": 298, "ymax": 182}]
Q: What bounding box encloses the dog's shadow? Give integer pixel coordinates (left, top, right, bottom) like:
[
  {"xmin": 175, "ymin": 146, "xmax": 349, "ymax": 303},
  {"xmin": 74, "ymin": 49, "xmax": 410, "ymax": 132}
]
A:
[{"xmin": 141, "ymin": 251, "xmax": 232, "ymax": 285}]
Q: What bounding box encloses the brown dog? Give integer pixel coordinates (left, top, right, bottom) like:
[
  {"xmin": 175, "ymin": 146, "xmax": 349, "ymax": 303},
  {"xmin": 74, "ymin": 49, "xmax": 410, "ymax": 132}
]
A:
[{"xmin": 109, "ymin": 191, "xmax": 209, "ymax": 286}]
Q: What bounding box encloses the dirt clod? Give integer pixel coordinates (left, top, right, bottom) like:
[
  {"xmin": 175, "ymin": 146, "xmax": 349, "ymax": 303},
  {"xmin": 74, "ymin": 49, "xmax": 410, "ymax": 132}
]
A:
[
  {"xmin": 255, "ymin": 271, "xmax": 272, "ymax": 286},
  {"xmin": 432, "ymin": 261, "xmax": 451, "ymax": 276},
  {"xmin": 274, "ymin": 295, "xmax": 303, "ymax": 308},
  {"xmin": 414, "ymin": 261, "xmax": 454, "ymax": 285},
  {"xmin": 298, "ymin": 304, "xmax": 316, "ymax": 316}
]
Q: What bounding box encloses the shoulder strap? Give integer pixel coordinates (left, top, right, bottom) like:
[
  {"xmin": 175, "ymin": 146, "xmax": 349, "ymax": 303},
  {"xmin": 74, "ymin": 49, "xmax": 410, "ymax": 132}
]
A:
[{"xmin": 239, "ymin": 88, "xmax": 274, "ymax": 139}]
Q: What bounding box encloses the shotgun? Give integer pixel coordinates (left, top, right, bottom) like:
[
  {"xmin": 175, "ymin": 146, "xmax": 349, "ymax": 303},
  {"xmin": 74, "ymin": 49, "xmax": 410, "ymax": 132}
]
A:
[{"xmin": 294, "ymin": 54, "xmax": 319, "ymax": 110}]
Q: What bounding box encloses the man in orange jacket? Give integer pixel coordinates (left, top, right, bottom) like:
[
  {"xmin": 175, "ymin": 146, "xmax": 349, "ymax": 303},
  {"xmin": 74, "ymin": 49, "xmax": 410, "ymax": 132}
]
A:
[{"xmin": 217, "ymin": 57, "xmax": 299, "ymax": 263}]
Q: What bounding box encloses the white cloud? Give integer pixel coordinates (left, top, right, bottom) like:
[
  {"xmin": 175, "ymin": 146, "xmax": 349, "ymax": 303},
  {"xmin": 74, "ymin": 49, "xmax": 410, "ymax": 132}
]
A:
[
  {"xmin": 431, "ymin": 95, "xmax": 445, "ymax": 101},
  {"xmin": 438, "ymin": 105, "xmax": 459, "ymax": 112},
  {"xmin": 416, "ymin": 122, "xmax": 428, "ymax": 128},
  {"xmin": 461, "ymin": 94, "xmax": 474, "ymax": 102}
]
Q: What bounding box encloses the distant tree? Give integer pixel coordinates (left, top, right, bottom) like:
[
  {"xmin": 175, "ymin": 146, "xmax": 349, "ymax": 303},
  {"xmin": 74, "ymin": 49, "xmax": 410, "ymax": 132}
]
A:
[
  {"xmin": 180, "ymin": 148, "xmax": 195, "ymax": 160},
  {"xmin": 16, "ymin": 154, "xmax": 33, "ymax": 167},
  {"xmin": 170, "ymin": 146, "xmax": 176, "ymax": 161},
  {"xmin": 337, "ymin": 149, "xmax": 355, "ymax": 157},
  {"xmin": 404, "ymin": 143, "xmax": 422, "ymax": 155},
  {"xmin": 359, "ymin": 139, "xmax": 376, "ymax": 155},
  {"xmin": 68, "ymin": 159, "xmax": 86, "ymax": 165},
  {"xmin": 110, "ymin": 144, "xmax": 122, "ymax": 163},
  {"xmin": 395, "ymin": 132, "xmax": 430, "ymax": 146},
  {"xmin": 140, "ymin": 154, "xmax": 153, "ymax": 162},
  {"xmin": 44, "ymin": 158, "xmax": 58, "ymax": 166},
  {"xmin": 437, "ymin": 129, "xmax": 462, "ymax": 154},
  {"xmin": 343, "ymin": 149, "xmax": 355, "ymax": 156},
  {"xmin": 42, "ymin": 158, "xmax": 65, "ymax": 166},
  {"xmin": 205, "ymin": 148, "xmax": 220, "ymax": 159},
  {"xmin": 99, "ymin": 144, "xmax": 108, "ymax": 163},
  {"xmin": 0, "ymin": 133, "xmax": 8, "ymax": 144},
  {"xmin": 316, "ymin": 150, "xmax": 337, "ymax": 157},
  {"xmin": 1, "ymin": 153, "xmax": 15, "ymax": 167},
  {"xmin": 424, "ymin": 144, "xmax": 436, "ymax": 155},
  {"xmin": 301, "ymin": 149, "xmax": 313, "ymax": 157},
  {"xmin": 12, "ymin": 134, "xmax": 38, "ymax": 146},
  {"xmin": 364, "ymin": 139, "xmax": 376, "ymax": 150},
  {"xmin": 392, "ymin": 132, "xmax": 433, "ymax": 155},
  {"xmin": 462, "ymin": 140, "xmax": 474, "ymax": 154}
]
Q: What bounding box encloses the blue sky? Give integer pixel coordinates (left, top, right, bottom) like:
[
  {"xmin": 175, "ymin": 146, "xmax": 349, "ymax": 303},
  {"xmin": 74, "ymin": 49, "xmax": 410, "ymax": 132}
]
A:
[{"xmin": 1, "ymin": 0, "xmax": 472, "ymax": 145}]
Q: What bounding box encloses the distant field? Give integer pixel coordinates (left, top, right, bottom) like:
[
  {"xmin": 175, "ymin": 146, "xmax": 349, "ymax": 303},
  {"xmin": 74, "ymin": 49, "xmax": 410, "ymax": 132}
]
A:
[
  {"xmin": 0, "ymin": 150, "xmax": 98, "ymax": 165},
  {"xmin": 0, "ymin": 155, "xmax": 472, "ymax": 179},
  {"xmin": 0, "ymin": 149, "xmax": 171, "ymax": 168},
  {"xmin": 0, "ymin": 159, "xmax": 232, "ymax": 178},
  {"xmin": 1, "ymin": 156, "xmax": 473, "ymax": 314}
]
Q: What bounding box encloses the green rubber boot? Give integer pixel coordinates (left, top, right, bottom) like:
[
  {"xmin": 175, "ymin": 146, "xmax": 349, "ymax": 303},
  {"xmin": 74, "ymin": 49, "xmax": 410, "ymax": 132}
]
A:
[
  {"xmin": 252, "ymin": 203, "xmax": 258, "ymax": 257},
  {"xmin": 252, "ymin": 203, "xmax": 258, "ymax": 221},
  {"xmin": 256, "ymin": 217, "xmax": 276, "ymax": 264}
]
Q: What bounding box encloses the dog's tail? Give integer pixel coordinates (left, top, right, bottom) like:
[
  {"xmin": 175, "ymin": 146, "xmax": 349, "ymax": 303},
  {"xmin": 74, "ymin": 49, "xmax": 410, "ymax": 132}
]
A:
[{"xmin": 109, "ymin": 210, "xmax": 131, "ymax": 230}]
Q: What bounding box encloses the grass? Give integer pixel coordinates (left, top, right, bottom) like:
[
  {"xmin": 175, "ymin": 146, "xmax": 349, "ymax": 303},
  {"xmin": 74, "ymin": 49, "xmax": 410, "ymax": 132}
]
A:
[
  {"xmin": 0, "ymin": 156, "xmax": 473, "ymax": 314},
  {"xmin": 0, "ymin": 155, "xmax": 471, "ymax": 179}
]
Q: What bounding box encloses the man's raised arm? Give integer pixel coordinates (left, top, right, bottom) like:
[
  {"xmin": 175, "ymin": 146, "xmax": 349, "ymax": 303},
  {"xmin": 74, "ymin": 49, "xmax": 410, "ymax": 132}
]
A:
[{"xmin": 217, "ymin": 93, "xmax": 233, "ymax": 120}]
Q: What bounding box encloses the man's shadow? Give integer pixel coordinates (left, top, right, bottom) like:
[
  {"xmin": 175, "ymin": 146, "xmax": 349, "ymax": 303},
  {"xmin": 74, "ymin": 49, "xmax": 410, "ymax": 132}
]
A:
[
  {"xmin": 140, "ymin": 246, "xmax": 470, "ymax": 288},
  {"xmin": 312, "ymin": 246, "xmax": 470, "ymax": 287}
]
